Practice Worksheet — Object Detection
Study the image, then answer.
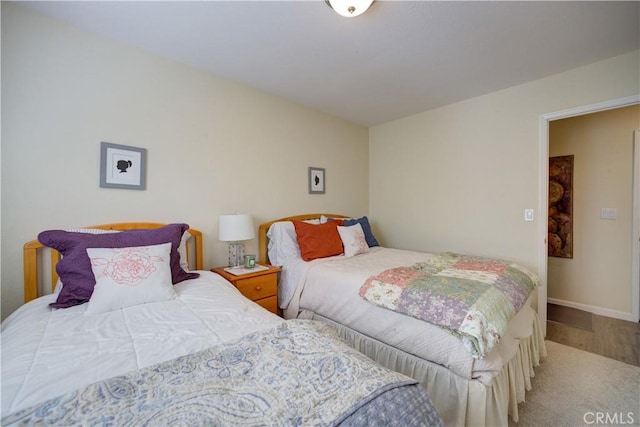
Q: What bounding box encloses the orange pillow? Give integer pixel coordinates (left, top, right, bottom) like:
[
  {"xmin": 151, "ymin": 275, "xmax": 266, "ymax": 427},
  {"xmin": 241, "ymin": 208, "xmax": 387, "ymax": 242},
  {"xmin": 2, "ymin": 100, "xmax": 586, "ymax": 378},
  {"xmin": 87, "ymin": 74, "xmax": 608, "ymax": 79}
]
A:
[{"xmin": 292, "ymin": 220, "xmax": 344, "ymax": 261}]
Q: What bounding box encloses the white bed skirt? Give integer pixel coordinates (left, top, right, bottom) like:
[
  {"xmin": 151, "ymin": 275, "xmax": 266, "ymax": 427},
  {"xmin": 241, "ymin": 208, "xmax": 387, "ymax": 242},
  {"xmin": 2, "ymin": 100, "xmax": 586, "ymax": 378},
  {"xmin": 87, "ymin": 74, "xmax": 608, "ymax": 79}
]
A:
[{"xmin": 312, "ymin": 313, "xmax": 547, "ymax": 427}]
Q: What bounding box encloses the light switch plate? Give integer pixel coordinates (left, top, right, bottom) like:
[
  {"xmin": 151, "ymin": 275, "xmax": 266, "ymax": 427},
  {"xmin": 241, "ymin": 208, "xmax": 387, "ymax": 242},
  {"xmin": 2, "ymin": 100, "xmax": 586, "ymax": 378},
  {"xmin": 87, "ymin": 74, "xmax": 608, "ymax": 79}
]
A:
[
  {"xmin": 600, "ymin": 208, "xmax": 617, "ymax": 220},
  {"xmin": 524, "ymin": 209, "xmax": 534, "ymax": 221}
]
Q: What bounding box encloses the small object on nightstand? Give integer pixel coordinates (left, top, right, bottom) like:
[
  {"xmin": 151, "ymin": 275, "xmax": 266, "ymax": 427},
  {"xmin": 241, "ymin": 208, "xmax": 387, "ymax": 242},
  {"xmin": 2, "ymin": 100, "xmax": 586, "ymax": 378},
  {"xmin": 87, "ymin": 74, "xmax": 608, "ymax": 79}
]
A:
[
  {"xmin": 211, "ymin": 264, "xmax": 281, "ymax": 315},
  {"xmin": 223, "ymin": 264, "xmax": 268, "ymax": 276},
  {"xmin": 244, "ymin": 254, "xmax": 256, "ymax": 268}
]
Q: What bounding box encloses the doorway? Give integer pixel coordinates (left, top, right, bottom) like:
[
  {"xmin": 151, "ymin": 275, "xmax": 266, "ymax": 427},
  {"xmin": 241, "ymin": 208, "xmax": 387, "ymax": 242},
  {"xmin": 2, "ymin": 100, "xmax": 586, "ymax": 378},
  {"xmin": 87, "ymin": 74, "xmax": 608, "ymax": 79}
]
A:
[{"xmin": 538, "ymin": 95, "xmax": 640, "ymax": 335}]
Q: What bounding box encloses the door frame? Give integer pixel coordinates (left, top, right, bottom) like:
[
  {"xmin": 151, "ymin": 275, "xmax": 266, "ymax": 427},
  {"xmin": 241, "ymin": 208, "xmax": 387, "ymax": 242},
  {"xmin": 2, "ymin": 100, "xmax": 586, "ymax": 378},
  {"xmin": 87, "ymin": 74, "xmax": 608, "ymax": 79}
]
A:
[
  {"xmin": 538, "ymin": 94, "xmax": 640, "ymax": 333},
  {"xmin": 632, "ymin": 130, "xmax": 640, "ymax": 322}
]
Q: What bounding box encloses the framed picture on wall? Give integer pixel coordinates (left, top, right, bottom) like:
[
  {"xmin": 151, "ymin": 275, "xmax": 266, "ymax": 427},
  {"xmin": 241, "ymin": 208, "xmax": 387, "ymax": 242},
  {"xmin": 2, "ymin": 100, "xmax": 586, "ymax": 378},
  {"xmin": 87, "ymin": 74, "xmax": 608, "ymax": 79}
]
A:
[
  {"xmin": 548, "ymin": 155, "xmax": 573, "ymax": 258},
  {"xmin": 308, "ymin": 167, "xmax": 325, "ymax": 194},
  {"xmin": 100, "ymin": 142, "xmax": 147, "ymax": 190}
]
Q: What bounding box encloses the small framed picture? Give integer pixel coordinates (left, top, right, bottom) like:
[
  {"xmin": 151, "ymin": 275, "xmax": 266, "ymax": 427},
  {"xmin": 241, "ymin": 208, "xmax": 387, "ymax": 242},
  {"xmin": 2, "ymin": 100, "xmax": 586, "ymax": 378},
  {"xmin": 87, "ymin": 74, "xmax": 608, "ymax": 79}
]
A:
[
  {"xmin": 100, "ymin": 142, "xmax": 146, "ymax": 190},
  {"xmin": 308, "ymin": 167, "xmax": 325, "ymax": 194}
]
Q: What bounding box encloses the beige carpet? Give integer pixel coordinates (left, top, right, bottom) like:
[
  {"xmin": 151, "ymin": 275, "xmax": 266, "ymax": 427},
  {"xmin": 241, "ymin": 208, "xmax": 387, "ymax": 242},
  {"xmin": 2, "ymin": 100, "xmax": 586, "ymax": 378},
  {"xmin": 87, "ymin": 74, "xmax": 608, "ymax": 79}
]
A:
[{"xmin": 509, "ymin": 340, "xmax": 640, "ymax": 427}]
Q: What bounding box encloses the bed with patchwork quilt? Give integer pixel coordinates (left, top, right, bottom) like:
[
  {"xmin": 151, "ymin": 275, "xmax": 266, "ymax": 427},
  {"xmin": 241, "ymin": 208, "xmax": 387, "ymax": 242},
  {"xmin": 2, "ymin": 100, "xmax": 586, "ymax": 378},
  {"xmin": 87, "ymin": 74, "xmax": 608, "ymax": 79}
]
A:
[
  {"xmin": 360, "ymin": 252, "xmax": 538, "ymax": 358},
  {"xmin": 259, "ymin": 214, "xmax": 547, "ymax": 427}
]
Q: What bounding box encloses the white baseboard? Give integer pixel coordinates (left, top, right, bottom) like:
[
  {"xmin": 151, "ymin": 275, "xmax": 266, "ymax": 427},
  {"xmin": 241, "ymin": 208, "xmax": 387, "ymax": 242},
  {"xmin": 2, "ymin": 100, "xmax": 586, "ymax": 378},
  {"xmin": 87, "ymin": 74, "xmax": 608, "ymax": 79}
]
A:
[{"xmin": 547, "ymin": 298, "xmax": 637, "ymax": 323}]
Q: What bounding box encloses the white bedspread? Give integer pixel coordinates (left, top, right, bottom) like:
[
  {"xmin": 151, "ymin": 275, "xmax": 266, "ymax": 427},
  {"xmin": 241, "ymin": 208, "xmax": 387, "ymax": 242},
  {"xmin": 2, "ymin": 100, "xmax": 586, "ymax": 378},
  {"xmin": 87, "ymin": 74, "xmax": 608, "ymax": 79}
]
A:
[
  {"xmin": 281, "ymin": 247, "xmax": 536, "ymax": 382},
  {"xmin": 1, "ymin": 271, "xmax": 283, "ymax": 416}
]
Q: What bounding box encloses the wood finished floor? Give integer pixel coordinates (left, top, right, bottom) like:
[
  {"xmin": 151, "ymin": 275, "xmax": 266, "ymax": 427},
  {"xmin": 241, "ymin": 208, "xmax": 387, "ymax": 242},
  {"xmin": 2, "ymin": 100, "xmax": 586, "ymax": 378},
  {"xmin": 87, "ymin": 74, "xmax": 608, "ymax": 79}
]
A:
[{"xmin": 546, "ymin": 303, "xmax": 640, "ymax": 367}]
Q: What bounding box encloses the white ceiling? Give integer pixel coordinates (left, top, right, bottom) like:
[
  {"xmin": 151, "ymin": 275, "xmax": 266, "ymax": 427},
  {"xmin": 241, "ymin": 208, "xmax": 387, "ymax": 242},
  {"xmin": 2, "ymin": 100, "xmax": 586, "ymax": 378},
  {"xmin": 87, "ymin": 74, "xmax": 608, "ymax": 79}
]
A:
[{"xmin": 21, "ymin": 1, "xmax": 640, "ymax": 126}]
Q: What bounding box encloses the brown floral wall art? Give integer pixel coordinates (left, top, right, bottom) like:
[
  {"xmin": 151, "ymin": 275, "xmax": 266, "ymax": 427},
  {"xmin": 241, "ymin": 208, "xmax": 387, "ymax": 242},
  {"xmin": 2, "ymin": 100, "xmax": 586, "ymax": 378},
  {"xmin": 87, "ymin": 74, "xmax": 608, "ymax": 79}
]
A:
[{"xmin": 548, "ymin": 155, "xmax": 574, "ymax": 258}]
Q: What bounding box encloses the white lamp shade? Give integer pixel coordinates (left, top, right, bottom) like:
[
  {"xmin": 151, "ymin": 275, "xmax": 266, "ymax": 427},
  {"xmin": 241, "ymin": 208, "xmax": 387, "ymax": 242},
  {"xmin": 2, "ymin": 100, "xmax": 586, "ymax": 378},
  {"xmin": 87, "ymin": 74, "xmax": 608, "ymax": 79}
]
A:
[
  {"xmin": 328, "ymin": 0, "xmax": 373, "ymax": 17},
  {"xmin": 218, "ymin": 214, "xmax": 255, "ymax": 242}
]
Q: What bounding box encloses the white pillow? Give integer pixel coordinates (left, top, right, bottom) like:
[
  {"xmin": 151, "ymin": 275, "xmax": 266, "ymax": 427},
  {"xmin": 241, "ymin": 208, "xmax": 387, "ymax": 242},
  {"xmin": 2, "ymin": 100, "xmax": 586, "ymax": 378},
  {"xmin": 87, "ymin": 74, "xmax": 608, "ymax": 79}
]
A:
[
  {"xmin": 266, "ymin": 222, "xmax": 300, "ymax": 266},
  {"xmin": 337, "ymin": 223, "xmax": 369, "ymax": 257},
  {"xmin": 85, "ymin": 242, "xmax": 176, "ymax": 314},
  {"xmin": 65, "ymin": 228, "xmax": 120, "ymax": 234},
  {"xmin": 266, "ymin": 219, "xmax": 323, "ymax": 265},
  {"xmin": 178, "ymin": 230, "xmax": 190, "ymax": 271}
]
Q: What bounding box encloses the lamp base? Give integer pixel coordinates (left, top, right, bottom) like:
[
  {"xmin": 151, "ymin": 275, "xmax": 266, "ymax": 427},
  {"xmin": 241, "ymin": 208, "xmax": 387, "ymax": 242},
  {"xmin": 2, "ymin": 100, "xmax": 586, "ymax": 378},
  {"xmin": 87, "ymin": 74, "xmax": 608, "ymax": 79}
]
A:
[{"xmin": 228, "ymin": 242, "xmax": 245, "ymax": 267}]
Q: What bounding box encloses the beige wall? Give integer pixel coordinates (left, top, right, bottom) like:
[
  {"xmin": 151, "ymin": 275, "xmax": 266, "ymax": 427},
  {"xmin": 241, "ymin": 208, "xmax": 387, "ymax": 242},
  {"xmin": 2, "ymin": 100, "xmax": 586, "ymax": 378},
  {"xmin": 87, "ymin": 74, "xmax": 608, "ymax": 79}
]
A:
[
  {"xmin": 1, "ymin": 4, "xmax": 369, "ymax": 319},
  {"xmin": 369, "ymin": 51, "xmax": 639, "ymax": 310},
  {"xmin": 2, "ymin": 3, "xmax": 639, "ymax": 321},
  {"xmin": 548, "ymin": 105, "xmax": 639, "ymax": 315}
]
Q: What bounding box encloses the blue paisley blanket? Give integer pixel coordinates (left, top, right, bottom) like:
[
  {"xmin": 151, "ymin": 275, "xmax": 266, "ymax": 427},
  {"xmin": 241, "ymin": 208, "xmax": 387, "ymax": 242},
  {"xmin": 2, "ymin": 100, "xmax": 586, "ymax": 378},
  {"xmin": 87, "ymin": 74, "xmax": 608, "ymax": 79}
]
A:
[
  {"xmin": 2, "ymin": 320, "xmax": 441, "ymax": 426},
  {"xmin": 360, "ymin": 252, "xmax": 539, "ymax": 358}
]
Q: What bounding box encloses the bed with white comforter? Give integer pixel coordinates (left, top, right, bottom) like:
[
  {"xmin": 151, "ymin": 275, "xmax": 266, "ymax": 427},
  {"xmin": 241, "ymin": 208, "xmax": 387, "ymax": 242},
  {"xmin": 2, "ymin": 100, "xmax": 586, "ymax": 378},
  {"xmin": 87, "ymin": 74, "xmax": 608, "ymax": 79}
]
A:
[
  {"xmin": 2, "ymin": 223, "xmax": 443, "ymax": 426},
  {"xmin": 2, "ymin": 274, "xmax": 281, "ymax": 415},
  {"xmin": 259, "ymin": 214, "xmax": 547, "ymax": 427},
  {"xmin": 282, "ymin": 247, "xmax": 539, "ymax": 384}
]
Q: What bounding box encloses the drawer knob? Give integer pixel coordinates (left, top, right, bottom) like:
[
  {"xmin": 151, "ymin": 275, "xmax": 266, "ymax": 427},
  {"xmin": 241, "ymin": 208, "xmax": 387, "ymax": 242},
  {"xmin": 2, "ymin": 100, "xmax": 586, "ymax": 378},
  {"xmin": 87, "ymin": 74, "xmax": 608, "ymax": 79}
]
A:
[{"xmin": 255, "ymin": 286, "xmax": 261, "ymax": 291}]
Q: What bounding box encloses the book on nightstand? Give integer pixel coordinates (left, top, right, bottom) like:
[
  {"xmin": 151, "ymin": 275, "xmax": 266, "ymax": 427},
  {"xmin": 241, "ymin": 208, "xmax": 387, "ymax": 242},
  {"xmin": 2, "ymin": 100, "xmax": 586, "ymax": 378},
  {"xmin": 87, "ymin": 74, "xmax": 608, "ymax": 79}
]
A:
[{"xmin": 223, "ymin": 264, "xmax": 270, "ymax": 276}]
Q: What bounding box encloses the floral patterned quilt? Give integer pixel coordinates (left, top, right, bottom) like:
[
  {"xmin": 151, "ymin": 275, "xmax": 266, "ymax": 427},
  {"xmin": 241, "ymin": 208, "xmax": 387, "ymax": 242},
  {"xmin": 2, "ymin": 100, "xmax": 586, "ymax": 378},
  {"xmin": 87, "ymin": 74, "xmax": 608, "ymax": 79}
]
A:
[
  {"xmin": 2, "ymin": 320, "xmax": 442, "ymax": 427},
  {"xmin": 359, "ymin": 252, "xmax": 539, "ymax": 358}
]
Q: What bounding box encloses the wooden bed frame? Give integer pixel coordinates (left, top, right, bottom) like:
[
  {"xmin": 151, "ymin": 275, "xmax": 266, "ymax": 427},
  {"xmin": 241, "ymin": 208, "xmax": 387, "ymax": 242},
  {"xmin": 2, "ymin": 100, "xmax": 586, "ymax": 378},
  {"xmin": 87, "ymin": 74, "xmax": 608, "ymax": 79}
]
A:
[
  {"xmin": 258, "ymin": 213, "xmax": 350, "ymax": 265},
  {"xmin": 23, "ymin": 222, "xmax": 203, "ymax": 303}
]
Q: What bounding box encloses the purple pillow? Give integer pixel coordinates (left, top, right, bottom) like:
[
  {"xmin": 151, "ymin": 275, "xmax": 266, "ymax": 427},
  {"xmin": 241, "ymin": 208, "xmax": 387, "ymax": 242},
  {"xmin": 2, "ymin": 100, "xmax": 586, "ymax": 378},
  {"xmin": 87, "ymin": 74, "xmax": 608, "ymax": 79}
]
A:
[
  {"xmin": 343, "ymin": 216, "xmax": 379, "ymax": 247},
  {"xmin": 38, "ymin": 223, "xmax": 199, "ymax": 308}
]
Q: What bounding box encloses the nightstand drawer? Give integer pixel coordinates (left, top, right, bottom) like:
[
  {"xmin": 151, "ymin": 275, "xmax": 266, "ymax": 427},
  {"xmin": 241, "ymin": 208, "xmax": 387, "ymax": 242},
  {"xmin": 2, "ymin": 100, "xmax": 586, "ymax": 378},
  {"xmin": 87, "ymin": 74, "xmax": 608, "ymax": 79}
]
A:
[
  {"xmin": 235, "ymin": 275, "xmax": 277, "ymax": 301},
  {"xmin": 209, "ymin": 265, "xmax": 281, "ymax": 316},
  {"xmin": 254, "ymin": 295, "xmax": 278, "ymax": 313}
]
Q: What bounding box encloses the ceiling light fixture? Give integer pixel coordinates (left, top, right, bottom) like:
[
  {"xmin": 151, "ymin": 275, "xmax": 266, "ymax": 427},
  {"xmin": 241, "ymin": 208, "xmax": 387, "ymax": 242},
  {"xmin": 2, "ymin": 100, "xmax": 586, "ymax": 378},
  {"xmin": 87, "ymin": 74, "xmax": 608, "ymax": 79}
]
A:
[{"xmin": 325, "ymin": 0, "xmax": 374, "ymax": 18}]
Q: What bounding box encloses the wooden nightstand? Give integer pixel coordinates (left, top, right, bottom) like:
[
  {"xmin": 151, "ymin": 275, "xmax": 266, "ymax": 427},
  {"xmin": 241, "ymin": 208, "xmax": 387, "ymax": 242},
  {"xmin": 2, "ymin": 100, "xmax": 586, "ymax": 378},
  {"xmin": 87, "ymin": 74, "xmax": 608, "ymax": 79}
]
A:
[{"xmin": 211, "ymin": 264, "xmax": 281, "ymax": 314}]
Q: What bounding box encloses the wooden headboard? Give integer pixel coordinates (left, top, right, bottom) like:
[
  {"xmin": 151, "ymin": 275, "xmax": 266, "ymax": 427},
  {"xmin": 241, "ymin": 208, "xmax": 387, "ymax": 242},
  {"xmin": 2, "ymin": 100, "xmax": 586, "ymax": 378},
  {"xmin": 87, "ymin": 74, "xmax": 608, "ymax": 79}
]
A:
[
  {"xmin": 258, "ymin": 214, "xmax": 350, "ymax": 264},
  {"xmin": 23, "ymin": 222, "xmax": 203, "ymax": 303}
]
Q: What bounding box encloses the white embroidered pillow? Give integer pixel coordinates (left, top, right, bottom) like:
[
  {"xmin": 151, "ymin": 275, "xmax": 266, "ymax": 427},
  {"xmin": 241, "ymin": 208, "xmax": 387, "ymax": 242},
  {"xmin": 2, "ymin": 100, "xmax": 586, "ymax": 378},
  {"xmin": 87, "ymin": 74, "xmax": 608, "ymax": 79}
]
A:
[
  {"xmin": 85, "ymin": 242, "xmax": 176, "ymax": 314},
  {"xmin": 337, "ymin": 223, "xmax": 369, "ymax": 257}
]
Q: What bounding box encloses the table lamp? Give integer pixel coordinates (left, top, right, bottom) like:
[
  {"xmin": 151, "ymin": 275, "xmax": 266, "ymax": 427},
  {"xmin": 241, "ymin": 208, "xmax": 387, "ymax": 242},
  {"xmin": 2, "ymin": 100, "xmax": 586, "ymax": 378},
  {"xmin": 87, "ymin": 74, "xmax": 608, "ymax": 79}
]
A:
[{"xmin": 218, "ymin": 213, "xmax": 255, "ymax": 267}]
